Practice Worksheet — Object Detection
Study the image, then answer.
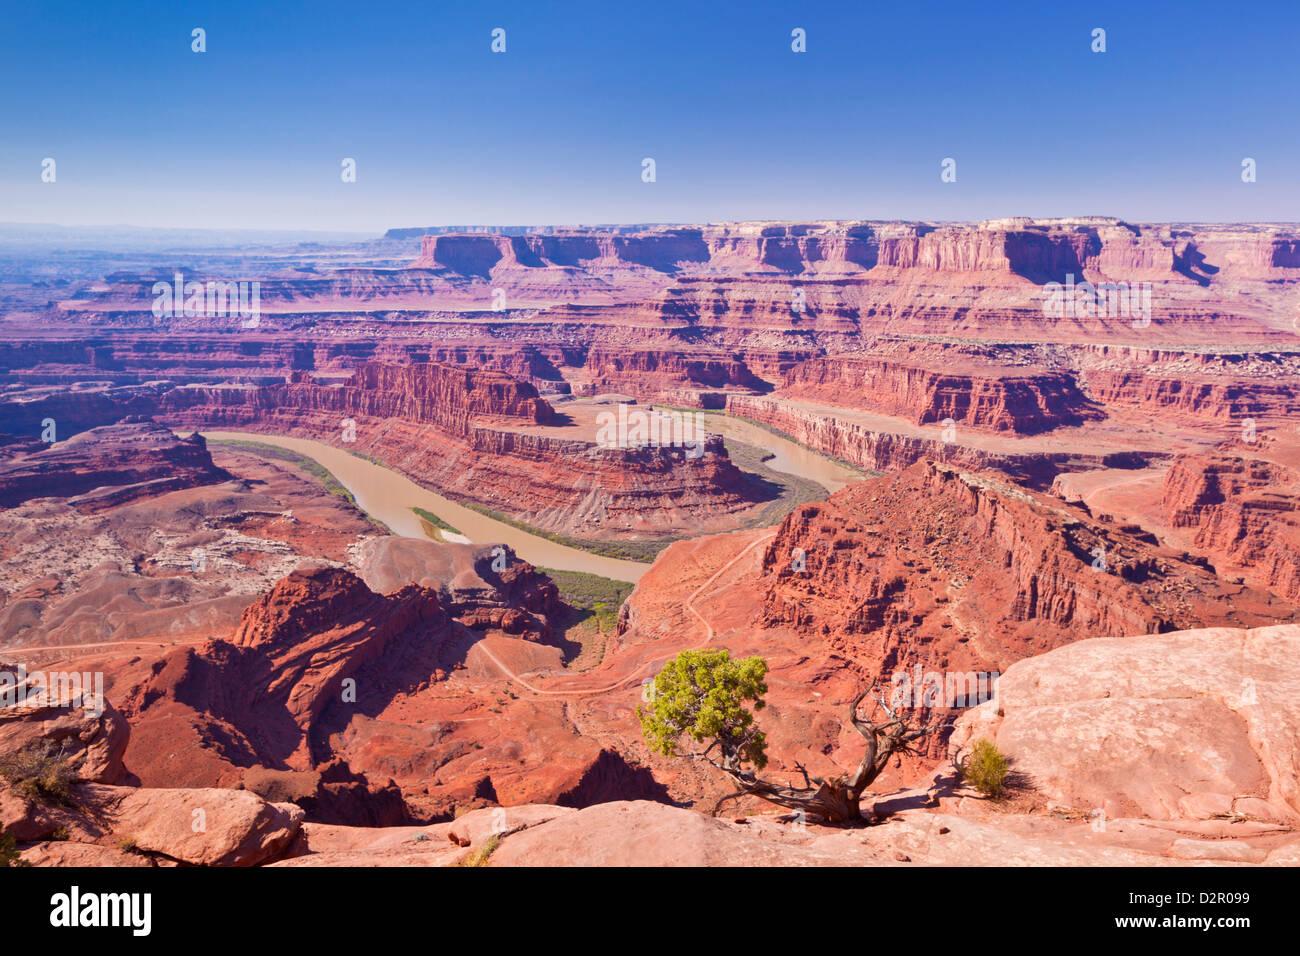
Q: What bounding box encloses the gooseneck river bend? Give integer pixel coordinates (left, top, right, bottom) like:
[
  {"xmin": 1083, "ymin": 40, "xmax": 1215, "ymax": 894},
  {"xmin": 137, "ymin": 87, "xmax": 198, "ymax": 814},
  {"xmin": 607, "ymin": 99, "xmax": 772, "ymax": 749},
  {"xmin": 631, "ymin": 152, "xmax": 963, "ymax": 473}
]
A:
[{"xmin": 200, "ymin": 415, "xmax": 858, "ymax": 584}]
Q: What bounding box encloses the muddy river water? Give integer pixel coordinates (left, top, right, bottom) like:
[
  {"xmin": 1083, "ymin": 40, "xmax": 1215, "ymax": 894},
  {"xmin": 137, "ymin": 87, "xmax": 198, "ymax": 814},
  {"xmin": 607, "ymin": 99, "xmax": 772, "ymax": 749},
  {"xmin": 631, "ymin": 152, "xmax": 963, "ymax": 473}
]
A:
[
  {"xmin": 684, "ymin": 411, "xmax": 860, "ymax": 493},
  {"xmin": 201, "ymin": 416, "xmax": 858, "ymax": 585}
]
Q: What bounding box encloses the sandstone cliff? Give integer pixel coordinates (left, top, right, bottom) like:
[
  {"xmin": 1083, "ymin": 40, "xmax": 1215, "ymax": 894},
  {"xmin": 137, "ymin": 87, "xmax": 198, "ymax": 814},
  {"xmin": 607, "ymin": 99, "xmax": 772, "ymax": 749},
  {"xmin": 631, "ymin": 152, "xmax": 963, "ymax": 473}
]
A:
[
  {"xmin": 122, "ymin": 566, "xmax": 456, "ymax": 778},
  {"xmin": 0, "ymin": 418, "xmax": 230, "ymax": 509},
  {"xmin": 952, "ymin": 624, "xmax": 1300, "ymax": 827},
  {"xmin": 779, "ymin": 354, "xmax": 1102, "ymax": 434},
  {"xmin": 1162, "ymin": 441, "xmax": 1300, "ymax": 600},
  {"xmin": 758, "ymin": 460, "xmax": 1296, "ymax": 746},
  {"xmin": 725, "ymin": 393, "xmax": 1143, "ymax": 488},
  {"xmin": 159, "ymin": 362, "xmax": 772, "ymax": 540}
]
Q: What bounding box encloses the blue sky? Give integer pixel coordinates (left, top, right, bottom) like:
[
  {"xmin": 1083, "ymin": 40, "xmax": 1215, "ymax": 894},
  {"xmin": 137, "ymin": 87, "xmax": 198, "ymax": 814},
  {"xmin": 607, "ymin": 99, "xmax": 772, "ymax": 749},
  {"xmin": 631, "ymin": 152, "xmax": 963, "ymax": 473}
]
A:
[{"xmin": 1, "ymin": 0, "xmax": 1297, "ymax": 232}]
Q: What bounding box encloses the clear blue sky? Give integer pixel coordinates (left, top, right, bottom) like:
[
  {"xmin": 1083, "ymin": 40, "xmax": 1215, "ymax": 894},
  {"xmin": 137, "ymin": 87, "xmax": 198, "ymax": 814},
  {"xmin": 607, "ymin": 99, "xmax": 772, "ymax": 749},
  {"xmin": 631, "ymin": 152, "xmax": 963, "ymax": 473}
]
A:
[{"xmin": 2, "ymin": 0, "xmax": 1297, "ymax": 231}]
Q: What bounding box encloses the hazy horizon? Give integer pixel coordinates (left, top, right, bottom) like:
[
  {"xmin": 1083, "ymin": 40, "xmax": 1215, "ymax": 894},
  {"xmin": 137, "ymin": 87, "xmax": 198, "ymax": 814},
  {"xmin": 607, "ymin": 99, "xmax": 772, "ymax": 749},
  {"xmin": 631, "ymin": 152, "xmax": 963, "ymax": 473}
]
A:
[{"xmin": 6, "ymin": 214, "xmax": 1300, "ymax": 237}]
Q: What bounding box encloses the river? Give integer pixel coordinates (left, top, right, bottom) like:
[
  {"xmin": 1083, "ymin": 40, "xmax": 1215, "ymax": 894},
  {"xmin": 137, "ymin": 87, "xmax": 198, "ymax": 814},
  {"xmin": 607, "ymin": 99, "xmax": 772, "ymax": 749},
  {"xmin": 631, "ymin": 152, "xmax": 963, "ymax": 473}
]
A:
[
  {"xmin": 201, "ymin": 431, "xmax": 652, "ymax": 582},
  {"xmin": 200, "ymin": 415, "xmax": 858, "ymax": 585},
  {"xmin": 675, "ymin": 410, "xmax": 861, "ymax": 493}
]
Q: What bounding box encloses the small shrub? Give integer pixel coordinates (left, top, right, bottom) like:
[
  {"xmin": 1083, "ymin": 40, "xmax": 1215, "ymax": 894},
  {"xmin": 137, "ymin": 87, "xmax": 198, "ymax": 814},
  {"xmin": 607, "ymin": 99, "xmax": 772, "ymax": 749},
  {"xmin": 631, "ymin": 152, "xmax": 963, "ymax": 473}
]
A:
[
  {"xmin": 50, "ymin": 826, "xmax": 70, "ymax": 841},
  {"xmin": 456, "ymin": 834, "xmax": 500, "ymax": 868},
  {"xmin": 0, "ymin": 740, "xmax": 75, "ymax": 804},
  {"xmin": 117, "ymin": 837, "xmax": 137, "ymax": 853},
  {"xmin": 963, "ymin": 738, "xmax": 1010, "ymax": 798},
  {"xmin": 0, "ymin": 832, "xmax": 30, "ymax": 867}
]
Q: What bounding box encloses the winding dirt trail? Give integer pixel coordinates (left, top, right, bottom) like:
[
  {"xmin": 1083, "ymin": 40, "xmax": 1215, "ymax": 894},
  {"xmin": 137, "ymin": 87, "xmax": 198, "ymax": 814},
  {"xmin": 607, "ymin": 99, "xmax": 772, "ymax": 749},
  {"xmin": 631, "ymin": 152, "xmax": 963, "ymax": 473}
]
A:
[
  {"xmin": 472, "ymin": 531, "xmax": 776, "ymax": 698},
  {"xmin": 2, "ymin": 638, "xmax": 207, "ymax": 659}
]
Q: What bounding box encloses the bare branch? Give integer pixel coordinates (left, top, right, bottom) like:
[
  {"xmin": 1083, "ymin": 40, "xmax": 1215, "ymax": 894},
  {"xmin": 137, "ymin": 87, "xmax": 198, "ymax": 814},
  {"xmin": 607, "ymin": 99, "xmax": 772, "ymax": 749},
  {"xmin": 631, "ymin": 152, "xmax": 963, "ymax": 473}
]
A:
[{"xmin": 685, "ymin": 682, "xmax": 951, "ymax": 824}]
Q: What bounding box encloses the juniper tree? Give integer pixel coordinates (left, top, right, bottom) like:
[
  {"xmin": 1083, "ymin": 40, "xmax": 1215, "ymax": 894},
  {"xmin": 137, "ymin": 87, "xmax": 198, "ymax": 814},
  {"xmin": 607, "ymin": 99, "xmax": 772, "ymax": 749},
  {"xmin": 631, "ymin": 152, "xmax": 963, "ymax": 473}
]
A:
[{"xmin": 638, "ymin": 648, "xmax": 941, "ymax": 823}]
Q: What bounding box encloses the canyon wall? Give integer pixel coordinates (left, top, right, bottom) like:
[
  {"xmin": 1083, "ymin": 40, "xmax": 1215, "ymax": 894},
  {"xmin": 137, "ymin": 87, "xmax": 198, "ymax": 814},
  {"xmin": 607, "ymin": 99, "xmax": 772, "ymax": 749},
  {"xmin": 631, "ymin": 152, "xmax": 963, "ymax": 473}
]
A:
[
  {"xmin": 159, "ymin": 362, "xmax": 770, "ymax": 540},
  {"xmin": 0, "ymin": 418, "xmax": 229, "ymax": 508},
  {"xmin": 724, "ymin": 394, "xmax": 1141, "ymax": 487},
  {"xmin": 1083, "ymin": 368, "xmax": 1300, "ymax": 425},
  {"xmin": 757, "ymin": 460, "xmax": 1296, "ymax": 748},
  {"xmin": 403, "ymin": 220, "xmax": 1300, "ymax": 286},
  {"xmin": 1163, "ymin": 442, "xmax": 1300, "ymax": 601},
  {"xmin": 778, "ymin": 354, "xmax": 1102, "ymax": 433},
  {"xmin": 50, "ymin": 220, "xmax": 1300, "ymax": 350}
]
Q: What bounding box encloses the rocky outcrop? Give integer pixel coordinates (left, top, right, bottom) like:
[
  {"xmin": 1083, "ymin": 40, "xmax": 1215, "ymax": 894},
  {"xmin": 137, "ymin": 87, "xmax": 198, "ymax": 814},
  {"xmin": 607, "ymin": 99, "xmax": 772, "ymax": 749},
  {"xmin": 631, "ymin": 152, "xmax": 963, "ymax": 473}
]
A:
[
  {"xmin": 2, "ymin": 778, "xmax": 306, "ymax": 865},
  {"xmin": 77, "ymin": 784, "xmax": 305, "ymax": 866},
  {"xmin": 1084, "ymin": 364, "xmax": 1300, "ymax": 425},
  {"xmin": 780, "ymin": 354, "xmax": 1102, "ymax": 433},
  {"xmin": 581, "ymin": 347, "xmax": 766, "ymax": 397},
  {"xmin": 121, "ymin": 566, "xmax": 455, "ymax": 780},
  {"xmin": 726, "ymin": 394, "xmax": 1139, "ymax": 488},
  {"xmin": 758, "ymin": 461, "xmax": 1296, "ymax": 738},
  {"xmin": 376, "ymin": 796, "xmax": 1296, "ymax": 866},
  {"xmin": 355, "ymin": 537, "xmax": 559, "ymax": 640},
  {"xmin": 0, "ymin": 686, "xmax": 306, "ymax": 865},
  {"xmin": 162, "ymin": 361, "xmax": 556, "ymax": 437},
  {"xmin": 1162, "ymin": 442, "xmax": 1300, "ymax": 600},
  {"xmin": 0, "ymin": 383, "xmax": 171, "ymax": 444},
  {"xmin": 160, "ymin": 362, "xmax": 771, "ymax": 540},
  {"xmin": 951, "ymin": 624, "xmax": 1300, "ymax": 825},
  {"xmin": 109, "ymin": 556, "xmax": 658, "ymax": 824},
  {"xmin": 0, "ymin": 418, "xmax": 229, "ymax": 509},
  {"xmin": 412, "ymin": 230, "xmax": 713, "ymax": 276},
  {"xmin": 0, "ymin": 668, "xmax": 129, "ymax": 784},
  {"xmin": 872, "ymin": 225, "xmax": 1092, "ymax": 280}
]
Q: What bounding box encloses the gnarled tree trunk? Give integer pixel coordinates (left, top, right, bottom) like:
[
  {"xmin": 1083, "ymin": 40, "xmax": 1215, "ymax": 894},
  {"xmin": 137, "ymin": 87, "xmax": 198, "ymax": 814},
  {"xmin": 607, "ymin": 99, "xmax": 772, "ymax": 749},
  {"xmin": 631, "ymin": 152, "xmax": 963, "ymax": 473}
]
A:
[{"xmin": 704, "ymin": 686, "xmax": 941, "ymax": 824}]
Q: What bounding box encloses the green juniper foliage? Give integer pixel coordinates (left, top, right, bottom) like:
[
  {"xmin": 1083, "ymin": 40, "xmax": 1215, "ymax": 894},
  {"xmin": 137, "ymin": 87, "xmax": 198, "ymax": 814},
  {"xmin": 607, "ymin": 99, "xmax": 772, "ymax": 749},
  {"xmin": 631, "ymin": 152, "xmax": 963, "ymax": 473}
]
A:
[
  {"xmin": 0, "ymin": 831, "xmax": 29, "ymax": 867},
  {"xmin": 638, "ymin": 649, "xmax": 770, "ymax": 769}
]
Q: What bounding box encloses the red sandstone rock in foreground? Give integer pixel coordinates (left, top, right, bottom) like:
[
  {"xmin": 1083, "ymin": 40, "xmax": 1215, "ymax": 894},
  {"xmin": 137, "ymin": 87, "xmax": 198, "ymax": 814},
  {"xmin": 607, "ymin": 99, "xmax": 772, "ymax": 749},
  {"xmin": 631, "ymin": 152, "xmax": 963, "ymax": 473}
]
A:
[
  {"xmin": 950, "ymin": 624, "xmax": 1300, "ymax": 826},
  {"xmin": 113, "ymin": 554, "xmax": 660, "ymax": 824},
  {"xmin": 78, "ymin": 784, "xmax": 305, "ymax": 866},
  {"xmin": 272, "ymin": 623, "xmax": 1300, "ymax": 866},
  {"xmin": 0, "ymin": 667, "xmax": 128, "ymax": 784},
  {"xmin": 4, "ymin": 780, "xmax": 305, "ymax": 866},
  {"xmin": 120, "ymin": 566, "xmax": 455, "ymax": 790},
  {"xmin": 0, "ymin": 683, "xmax": 306, "ymax": 865}
]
